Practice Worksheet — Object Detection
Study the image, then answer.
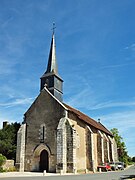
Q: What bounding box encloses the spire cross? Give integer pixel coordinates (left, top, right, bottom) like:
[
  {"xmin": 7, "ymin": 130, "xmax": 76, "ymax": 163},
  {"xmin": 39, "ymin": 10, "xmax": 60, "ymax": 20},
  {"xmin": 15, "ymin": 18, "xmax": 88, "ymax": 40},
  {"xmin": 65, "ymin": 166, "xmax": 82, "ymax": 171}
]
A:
[{"xmin": 51, "ymin": 22, "xmax": 56, "ymax": 34}]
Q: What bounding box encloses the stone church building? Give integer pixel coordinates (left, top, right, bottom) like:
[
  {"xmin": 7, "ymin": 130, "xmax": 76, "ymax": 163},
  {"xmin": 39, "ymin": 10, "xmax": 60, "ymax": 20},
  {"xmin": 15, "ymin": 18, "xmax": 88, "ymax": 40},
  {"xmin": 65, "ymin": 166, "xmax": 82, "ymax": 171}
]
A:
[{"xmin": 16, "ymin": 31, "xmax": 118, "ymax": 173}]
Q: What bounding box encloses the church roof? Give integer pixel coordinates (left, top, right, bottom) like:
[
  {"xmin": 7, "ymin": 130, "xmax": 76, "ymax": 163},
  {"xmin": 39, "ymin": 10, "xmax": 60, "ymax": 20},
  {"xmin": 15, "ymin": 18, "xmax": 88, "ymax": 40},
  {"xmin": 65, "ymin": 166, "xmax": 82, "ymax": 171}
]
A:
[{"xmin": 64, "ymin": 103, "xmax": 113, "ymax": 136}]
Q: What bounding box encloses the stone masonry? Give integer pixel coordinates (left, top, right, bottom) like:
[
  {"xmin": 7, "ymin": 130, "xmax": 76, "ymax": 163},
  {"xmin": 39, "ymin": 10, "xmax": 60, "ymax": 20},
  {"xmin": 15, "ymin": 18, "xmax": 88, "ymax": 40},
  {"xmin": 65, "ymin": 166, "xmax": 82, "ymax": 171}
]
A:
[{"xmin": 16, "ymin": 123, "xmax": 26, "ymax": 172}]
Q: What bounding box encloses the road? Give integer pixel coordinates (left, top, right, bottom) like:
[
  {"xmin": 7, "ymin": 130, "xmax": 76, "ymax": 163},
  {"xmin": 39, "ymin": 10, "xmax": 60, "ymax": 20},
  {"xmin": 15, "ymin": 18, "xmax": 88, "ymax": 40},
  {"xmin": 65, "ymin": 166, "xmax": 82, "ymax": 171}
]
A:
[{"xmin": 0, "ymin": 166, "xmax": 135, "ymax": 180}]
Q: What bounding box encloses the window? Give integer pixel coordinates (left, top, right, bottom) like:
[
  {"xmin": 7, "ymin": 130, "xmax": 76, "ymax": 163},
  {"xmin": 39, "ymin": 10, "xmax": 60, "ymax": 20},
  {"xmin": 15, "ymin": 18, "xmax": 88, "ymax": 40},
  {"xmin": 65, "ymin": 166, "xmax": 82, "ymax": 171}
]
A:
[{"xmin": 39, "ymin": 124, "xmax": 46, "ymax": 142}]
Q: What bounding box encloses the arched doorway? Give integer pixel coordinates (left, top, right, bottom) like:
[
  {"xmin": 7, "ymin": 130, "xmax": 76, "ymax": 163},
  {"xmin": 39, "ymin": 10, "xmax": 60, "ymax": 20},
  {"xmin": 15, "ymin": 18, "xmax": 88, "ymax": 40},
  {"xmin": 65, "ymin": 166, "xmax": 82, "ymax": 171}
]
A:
[{"xmin": 39, "ymin": 150, "xmax": 49, "ymax": 172}]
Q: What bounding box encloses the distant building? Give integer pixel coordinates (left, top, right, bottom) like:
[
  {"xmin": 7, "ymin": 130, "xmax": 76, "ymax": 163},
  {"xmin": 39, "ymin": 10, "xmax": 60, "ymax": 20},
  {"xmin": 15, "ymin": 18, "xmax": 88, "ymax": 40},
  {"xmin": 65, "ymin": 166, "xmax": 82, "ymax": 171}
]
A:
[
  {"xmin": 16, "ymin": 31, "xmax": 118, "ymax": 173},
  {"xmin": 3, "ymin": 121, "xmax": 9, "ymax": 129}
]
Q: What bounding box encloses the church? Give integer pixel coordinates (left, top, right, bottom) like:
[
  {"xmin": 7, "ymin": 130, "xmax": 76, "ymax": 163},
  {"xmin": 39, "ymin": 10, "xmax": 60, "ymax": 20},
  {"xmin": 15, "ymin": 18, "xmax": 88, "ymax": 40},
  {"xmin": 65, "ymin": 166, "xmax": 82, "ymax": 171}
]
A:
[{"xmin": 16, "ymin": 30, "xmax": 118, "ymax": 173}]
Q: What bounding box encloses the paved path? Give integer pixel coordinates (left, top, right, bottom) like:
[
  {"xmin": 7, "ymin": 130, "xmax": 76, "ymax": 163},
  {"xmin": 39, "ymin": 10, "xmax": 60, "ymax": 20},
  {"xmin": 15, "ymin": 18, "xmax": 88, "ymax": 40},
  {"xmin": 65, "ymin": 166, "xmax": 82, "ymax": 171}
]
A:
[
  {"xmin": 0, "ymin": 171, "xmax": 74, "ymax": 178},
  {"xmin": 0, "ymin": 165, "xmax": 134, "ymax": 180},
  {"xmin": 0, "ymin": 172, "xmax": 61, "ymax": 177}
]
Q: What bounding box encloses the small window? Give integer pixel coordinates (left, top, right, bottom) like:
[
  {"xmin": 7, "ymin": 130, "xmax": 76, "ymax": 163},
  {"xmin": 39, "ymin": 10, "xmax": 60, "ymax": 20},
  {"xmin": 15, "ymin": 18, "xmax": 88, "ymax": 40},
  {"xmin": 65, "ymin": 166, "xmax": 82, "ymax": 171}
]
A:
[{"xmin": 39, "ymin": 124, "xmax": 46, "ymax": 142}]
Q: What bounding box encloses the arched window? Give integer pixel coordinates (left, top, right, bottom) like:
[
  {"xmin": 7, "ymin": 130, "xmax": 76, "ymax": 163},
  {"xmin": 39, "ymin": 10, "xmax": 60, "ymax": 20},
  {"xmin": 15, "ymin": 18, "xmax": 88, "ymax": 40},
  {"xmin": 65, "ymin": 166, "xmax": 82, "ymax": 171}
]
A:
[{"xmin": 39, "ymin": 124, "xmax": 46, "ymax": 142}]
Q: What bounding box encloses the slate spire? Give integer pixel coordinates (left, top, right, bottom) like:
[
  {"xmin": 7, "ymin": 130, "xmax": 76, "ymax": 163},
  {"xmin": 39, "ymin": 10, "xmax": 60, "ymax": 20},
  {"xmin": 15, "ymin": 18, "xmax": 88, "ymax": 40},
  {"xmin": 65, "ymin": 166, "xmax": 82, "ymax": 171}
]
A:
[
  {"xmin": 46, "ymin": 32, "xmax": 58, "ymax": 74},
  {"xmin": 40, "ymin": 24, "xmax": 63, "ymax": 102}
]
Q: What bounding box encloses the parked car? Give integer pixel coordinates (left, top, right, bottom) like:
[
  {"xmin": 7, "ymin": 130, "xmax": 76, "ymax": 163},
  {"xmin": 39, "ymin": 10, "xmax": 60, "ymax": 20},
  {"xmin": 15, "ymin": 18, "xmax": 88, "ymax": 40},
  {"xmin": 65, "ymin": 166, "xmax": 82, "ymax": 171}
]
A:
[
  {"xmin": 97, "ymin": 163, "xmax": 111, "ymax": 172},
  {"xmin": 109, "ymin": 162, "xmax": 118, "ymax": 171},
  {"xmin": 115, "ymin": 162, "xmax": 124, "ymax": 170}
]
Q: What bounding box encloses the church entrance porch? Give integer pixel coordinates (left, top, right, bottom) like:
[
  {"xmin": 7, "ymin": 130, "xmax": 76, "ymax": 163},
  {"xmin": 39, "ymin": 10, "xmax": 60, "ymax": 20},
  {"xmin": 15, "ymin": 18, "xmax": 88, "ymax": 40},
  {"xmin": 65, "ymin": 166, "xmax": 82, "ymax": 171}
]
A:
[
  {"xmin": 39, "ymin": 150, "xmax": 49, "ymax": 172},
  {"xmin": 32, "ymin": 144, "xmax": 51, "ymax": 172}
]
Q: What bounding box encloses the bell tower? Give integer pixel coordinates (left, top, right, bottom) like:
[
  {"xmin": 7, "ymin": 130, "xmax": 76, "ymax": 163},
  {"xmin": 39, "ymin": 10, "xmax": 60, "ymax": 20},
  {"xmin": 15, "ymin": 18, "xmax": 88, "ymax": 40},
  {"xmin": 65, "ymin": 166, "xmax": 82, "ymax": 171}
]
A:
[{"xmin": 40, "ymin": 25, "xmax": 63, "ymax": 102}]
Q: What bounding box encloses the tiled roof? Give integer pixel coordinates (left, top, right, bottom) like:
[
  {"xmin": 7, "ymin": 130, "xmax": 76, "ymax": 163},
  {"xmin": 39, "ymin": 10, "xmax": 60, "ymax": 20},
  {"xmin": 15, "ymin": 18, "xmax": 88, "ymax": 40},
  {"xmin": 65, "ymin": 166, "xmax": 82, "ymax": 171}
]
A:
[{"xmin": 64, "ymin": 103, "xmax": 113, "ymax": 136}]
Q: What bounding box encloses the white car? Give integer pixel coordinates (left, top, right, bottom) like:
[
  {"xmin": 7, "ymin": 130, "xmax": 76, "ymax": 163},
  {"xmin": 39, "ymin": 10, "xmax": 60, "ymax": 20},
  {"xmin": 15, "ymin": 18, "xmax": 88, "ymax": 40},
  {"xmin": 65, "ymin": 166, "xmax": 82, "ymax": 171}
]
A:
[{"xmin": 115, "ymin": 162, "xmax": 124, "ymax": 170}]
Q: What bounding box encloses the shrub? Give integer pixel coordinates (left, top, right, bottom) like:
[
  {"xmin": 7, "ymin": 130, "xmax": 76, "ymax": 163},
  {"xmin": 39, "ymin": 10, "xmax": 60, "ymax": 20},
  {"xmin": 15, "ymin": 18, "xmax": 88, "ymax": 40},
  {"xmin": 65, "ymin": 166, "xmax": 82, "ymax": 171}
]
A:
[
  {"xmin": 0, "ymin": 167, "xmax": 6, "ymax": 173},
  {"xmin": 7, "ymin": 166, "xmax": 16, "ymax": 172},
  {"xmin": 0, "ymin": 154, "xmax": 6, "ymax": 167}
]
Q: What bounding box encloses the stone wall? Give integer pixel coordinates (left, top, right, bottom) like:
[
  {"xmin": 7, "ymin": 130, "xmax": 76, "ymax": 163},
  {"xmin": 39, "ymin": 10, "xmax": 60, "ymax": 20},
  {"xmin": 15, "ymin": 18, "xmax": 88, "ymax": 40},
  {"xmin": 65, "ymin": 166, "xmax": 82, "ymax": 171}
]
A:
[
  {"xmin": 56, "ymin": 117, "xmax": 76, "ymax": 173},
  {"xmin": 109, "ymin": 138, "xmax": 113, "ymax": 162},
  {"xmin": 66, "ymin": 121, "xmax": 73, "ymax": 172},
  {"xmin": 93, "ymin": 133, "xmax": 98, "ymax": 171},
  {"xmin": 108, "ymin": 136, "xmax": 118, "ymax": 162},
  {"xmin": 103, "ymin": 136, "xmax": 108, "ymax": 162},
  {"xmin": 24, "ymin": 89, "xmax": 65, "ymax": 172},
  {"xmin": 86, "ymin": 127, "xmax": 92, "ymax": 171},
  {"xmin": 97, "ymin": 133, "xmax": 102, "ymax": 165},
  {"xmin": 56, "ymin": 117, "xmax": 67, "ymax": 173},
  {"xmin": 68, "ymin": 112, "xmax": 86, "ymax": 171},
  {"xmin": 16, "ymin": 123, "xmax": 26, "ymax": 172},
  {"xmin": 113, "ymin": 138, "xmax": 118, "ymax": 162},
  {"xmin": 2, "ymin": 160, "xmax": 14, "ymax": 171}
]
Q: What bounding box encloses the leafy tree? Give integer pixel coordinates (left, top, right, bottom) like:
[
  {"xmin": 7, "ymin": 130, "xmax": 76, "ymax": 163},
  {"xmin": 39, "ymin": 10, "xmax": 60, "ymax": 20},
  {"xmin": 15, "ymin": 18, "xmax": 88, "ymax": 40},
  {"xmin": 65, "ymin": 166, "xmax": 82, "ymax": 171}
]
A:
[
  {"xmin": 132, "ymin": 156, "xmax": 135, "ymax": 162},
  {"xmin": 110, "ymin": 128, "xmax": 129, "ymax": 165},
  {"xmin": 0, "ymin": 122, "xmax": 20, "ymax": 161}
]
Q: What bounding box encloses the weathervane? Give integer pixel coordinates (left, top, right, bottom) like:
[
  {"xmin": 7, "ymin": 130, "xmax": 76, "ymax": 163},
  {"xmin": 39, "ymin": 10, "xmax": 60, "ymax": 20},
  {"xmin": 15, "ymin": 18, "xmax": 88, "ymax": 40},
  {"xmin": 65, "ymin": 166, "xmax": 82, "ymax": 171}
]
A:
[{"xmin": 52, "ymin": 22, "xmax": 56, "ymax": 34}]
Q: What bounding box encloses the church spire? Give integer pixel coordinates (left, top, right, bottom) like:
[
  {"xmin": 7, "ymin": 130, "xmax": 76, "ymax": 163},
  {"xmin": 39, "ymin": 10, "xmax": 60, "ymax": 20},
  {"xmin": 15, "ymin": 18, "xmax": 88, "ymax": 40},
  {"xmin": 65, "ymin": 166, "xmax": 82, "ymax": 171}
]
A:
[
  {"xmin": 46, "ymin": 32, "xmax": 58, "ymax": 74},
  {"xmin": 40, "ymin": 24, "xmax": 63, "ymax": 102}
]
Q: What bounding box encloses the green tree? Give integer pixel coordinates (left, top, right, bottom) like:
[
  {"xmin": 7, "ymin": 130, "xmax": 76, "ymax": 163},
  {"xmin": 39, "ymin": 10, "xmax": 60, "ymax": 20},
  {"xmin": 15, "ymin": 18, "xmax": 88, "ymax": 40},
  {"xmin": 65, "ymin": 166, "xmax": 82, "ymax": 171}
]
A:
[
  {"xmin": 132, "ymin": 156, "xmax": 135, "ymax": 162},
  {"xmin": 0, "ymin": 122, "xmax": 20, "ymax": 160},
  {"xmin": 110, "ymin": 128, "xmax": 129, "ymax": 165}
]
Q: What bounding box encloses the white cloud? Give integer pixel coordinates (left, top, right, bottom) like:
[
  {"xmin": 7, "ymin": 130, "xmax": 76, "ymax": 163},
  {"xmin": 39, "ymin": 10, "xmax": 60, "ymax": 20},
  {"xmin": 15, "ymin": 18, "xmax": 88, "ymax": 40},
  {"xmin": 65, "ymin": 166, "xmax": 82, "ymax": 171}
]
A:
[
  {"xmin": 0, "ymin": 58, "xmax": 16, "ymax": 75},
  {"xmin": 93, "ymin": 110, "xmax": 135, "ymax": 156},
  {"xmin": 124, "ymin": 43, "xmax": 135, "ymax": 61},
  {"xmin": 0, "ymin": 118, "xmax": 15, "ymax": 129},
  {"xmin": 0, "ymin": 97, "xmax": 34, "ymax": 108},
  {"xmin": 1, "ymin": 16, "xmax": 13, "ymax": 28},
  {"xmin": 3, "ymin": 35, "xmax": 28, "ymax": 57},
  {"xmin": 124, "ymin": 43, "xmax": 135, "ymax": 51},
  {"xmin": 0, "ymin": 35, "xmax": 30, "ymax": 77},
  {"xmin": 66, "ymin": 89, "xmax": 135, "ymax": 111},
  {"xmin": 65, "ymin": 84, "xmax": 97, "ymax": 110},
  {"xmin": 100, "ymin": 62, "xmax": 135, "ymax": 69},
  {"xmin": 98, "ymin": 111, "xmax": 135, "ymax": 130},
  {"xmin": 66, "ymin": 89, "xmax": 91, "ymax": 107},
  {"xmin": 90, "ymin": 100, "xmax": 135, "ymax": 110}
]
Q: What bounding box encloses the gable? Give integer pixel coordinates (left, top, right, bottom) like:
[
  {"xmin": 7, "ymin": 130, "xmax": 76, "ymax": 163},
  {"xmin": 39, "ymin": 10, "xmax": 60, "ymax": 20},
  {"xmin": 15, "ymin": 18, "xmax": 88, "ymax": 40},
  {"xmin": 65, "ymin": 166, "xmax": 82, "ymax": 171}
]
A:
[
  {"xmin": 23, "ymin": 88, "xmax": 67, "ymax": 127},
  {"xmin": 24, "ymin": 87, "xmax": 67, "ymax": 117}
]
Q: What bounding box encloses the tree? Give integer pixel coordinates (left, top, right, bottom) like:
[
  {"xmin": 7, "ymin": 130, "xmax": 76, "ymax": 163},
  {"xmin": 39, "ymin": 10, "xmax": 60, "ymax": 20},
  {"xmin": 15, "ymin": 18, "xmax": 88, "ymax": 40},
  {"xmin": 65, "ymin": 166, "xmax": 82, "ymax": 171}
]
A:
[
  {"xmin": 132, "ymin": 156, "xmax": 135, "ymax": 162},
  {"xmin": 0, "ymin": 122, "xmax": 20, "ymax": 161},
  {"xmin": 110, "ymin": 128, "xmax": 129, "ymax": 165}
]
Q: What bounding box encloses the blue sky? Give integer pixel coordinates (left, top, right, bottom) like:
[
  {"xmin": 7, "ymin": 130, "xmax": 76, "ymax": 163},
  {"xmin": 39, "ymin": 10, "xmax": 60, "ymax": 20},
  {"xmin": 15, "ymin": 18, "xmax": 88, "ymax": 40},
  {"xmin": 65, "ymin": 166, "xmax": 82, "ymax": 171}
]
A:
[{"xmin": 0, "ymin": 0, "xmax": 135, "ymax": 157}]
